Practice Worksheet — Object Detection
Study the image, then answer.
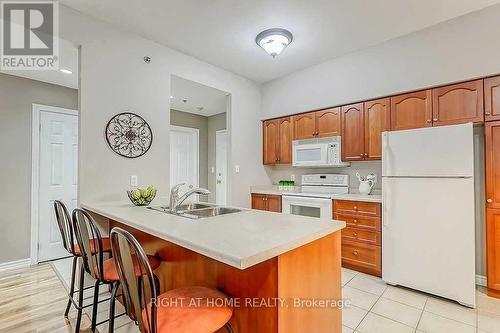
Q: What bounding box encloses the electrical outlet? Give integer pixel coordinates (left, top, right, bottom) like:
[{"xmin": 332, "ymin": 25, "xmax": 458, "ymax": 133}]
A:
[
  {"xmin": 130, "ymin": 175, "xmax": 138, "ymax": 187},
  {"xmin": 235, "ymin": 165, "xmax": 240, "ymax": 173}
]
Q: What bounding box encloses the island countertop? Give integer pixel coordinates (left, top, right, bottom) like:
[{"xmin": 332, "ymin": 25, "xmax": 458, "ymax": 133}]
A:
[{"xmin": 81, "ymin": 200, "xmax": 346, "ymax": 270}]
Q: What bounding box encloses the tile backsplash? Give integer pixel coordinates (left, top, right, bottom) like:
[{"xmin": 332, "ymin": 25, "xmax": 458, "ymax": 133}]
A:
[{"xmin": 263, "ymin": 161, "xmax": 382, "ymax": 190}]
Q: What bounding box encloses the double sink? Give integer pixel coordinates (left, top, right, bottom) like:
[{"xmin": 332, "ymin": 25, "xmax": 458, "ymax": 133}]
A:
[{"xmin": 148, "ymin": 203, "xmax": 242, "ymax": 219}]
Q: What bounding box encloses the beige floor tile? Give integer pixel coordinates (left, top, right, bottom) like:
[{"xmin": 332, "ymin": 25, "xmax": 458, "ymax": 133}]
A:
[
  {"xmin": 347, "ymin": 275, "xmax": 388, "ymax": 296},
  {"xmin": 477, "ymin": 289, "xmax": 500, "ymax": 316},
  {"xmin": 382, "ymin": 286, "xmax": 428, "ymax": 309},
  {"xmin": 357, "ymin": 313, "xmax": 414, "ymax": 333},
  {"xmin": 342, "ymin": 268, "xmax": 357, "ymax": 286},
  {"xmin": 343, "ymin": 286, "xmax": 379, "ymax": 310},
  {"xmin": 424, "ymin": 296, "xmax": 476, "ymax": 326},
  {"xmin": 417, "ymin": 312, "xmax": 476, "ymax": 333},
  {"xmin": 478, "ymin": 311, "xmax": 500, "ymax": 333},
  {"xmin": 343, "ymin": 325, "xmax": 354, "ymax": 333},
  {"xmin": 371, "ymin": 297, "xmax": 423, "ymax": 328},
  {"xmin": 343, "ymin": 304, "xmax": 368, "ymax": 329}
]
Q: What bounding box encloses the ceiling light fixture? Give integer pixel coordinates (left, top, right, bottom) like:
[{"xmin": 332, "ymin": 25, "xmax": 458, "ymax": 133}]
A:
[
  {"xmin": 256, "ymin": 28, "xmax": 293, "ymax": 58},
  {"xmin": 59, "ymin": 69, "xmax": 72, "ymax": 74}
]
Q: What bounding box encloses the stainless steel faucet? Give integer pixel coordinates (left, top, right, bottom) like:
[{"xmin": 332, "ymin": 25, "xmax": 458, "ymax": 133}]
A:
[{"xmin": 169, "ymin": 183, "xmax": 210, "ymax": 213}]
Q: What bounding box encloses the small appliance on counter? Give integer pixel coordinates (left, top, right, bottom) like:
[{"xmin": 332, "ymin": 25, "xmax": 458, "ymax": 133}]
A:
[
  {"xmin": 356, "ymin": 172, "xmax": 376, "ymax": 195},
  {"xmin": 292, "ymin": 136, "xmax": 350, "ymax": 168}
]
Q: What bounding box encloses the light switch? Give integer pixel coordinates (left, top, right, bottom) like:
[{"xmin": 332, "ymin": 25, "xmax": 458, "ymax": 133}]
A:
[
  {"xmin": 130, "ymin": 175, "xmax": 138, "ymax": 187},
  {"xmin": 211, "ymin": 167, "xmax": 215, "ymax": 173},
  {"xmin": 235, "ymin": 165, "xmax": 240, "ymax": 173}
]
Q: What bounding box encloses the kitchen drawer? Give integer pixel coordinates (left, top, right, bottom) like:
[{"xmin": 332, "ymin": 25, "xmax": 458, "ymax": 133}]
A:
[
  {"xmin": 334, "ymin": 213, "xmax": 381, "ymax": 232},
  {"xmin": 342, "ymin": 227, "xmax": 381, "ymax": 246},
  {"xmin": 342, "ymin": 240, "xmax": 381, "ymax": 276},
  {"xmin": 334, "ymin": 200, "xmax": 381, "ymax": 217}
]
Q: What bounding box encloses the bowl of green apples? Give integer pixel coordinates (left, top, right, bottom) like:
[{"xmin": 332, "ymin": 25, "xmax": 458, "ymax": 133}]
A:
[{"xmin": 127, "ymin": 186, "xmax": 157, "ymax": 206}]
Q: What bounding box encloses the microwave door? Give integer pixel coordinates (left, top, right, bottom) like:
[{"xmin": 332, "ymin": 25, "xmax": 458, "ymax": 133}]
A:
[{"xmin": 293, "ymin": 144, "xmax": 328, "ymax": 166}]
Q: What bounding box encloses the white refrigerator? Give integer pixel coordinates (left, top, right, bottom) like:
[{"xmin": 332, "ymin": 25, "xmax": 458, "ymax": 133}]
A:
[{"xmin": 382, "ymin": 123, "xmax": 476, "ymax": 307}]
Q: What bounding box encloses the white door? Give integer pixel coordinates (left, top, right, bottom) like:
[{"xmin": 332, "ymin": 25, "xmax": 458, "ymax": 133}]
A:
[
  {"xmin": 215, "ymin": 130, "xmax": 227, "ymax": 205},
  {"xmin": 382, "ymin": 177, "xmax": 476, "ymax": 306},
  {"xmin": 382, "ymin": 123, "xmax": 474, "ymax": 177},
  {"xmin": 170, "ymin": 126, "xmax": 199, "ymax": 201},
  {"xmin": 38, "ymin": 110, "xmax": 78, "ymax": 262}
]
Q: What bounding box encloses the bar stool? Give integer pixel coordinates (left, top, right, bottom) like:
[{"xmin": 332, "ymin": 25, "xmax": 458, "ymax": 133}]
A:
[
  {"xmin": 53, "ymin": 200, "xmax": 112, "ymax": 331},
  {"xmin": 109, "ymin": 226, "xmax": 235, "ymax": 333},
  {"xmin": 72, "ymin": 209, "xmax": 161, "ymax": 332}
]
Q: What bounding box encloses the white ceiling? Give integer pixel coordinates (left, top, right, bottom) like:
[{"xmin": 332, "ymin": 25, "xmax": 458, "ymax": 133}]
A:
[
  {"xmin": 171, "ymin": 75, "xmax": 229, "ymax": 117},
  {"xmin": 60, "ymin": 0, "xmax": 500, "ymax": 83},
  {"xmin": 0, "ymin": 38, "xmax": 79, "ymax": 89}
]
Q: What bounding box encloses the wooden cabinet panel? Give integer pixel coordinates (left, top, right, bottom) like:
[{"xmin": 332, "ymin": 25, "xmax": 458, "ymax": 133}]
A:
[
  {"xmin": 251, "ymin": 193, "xmax": 282, "ymax": 212},
  {"xmin": 342, "ymin": 227, "xmax": 381, "ymax": 246},
  {"xmin": 263, "ymin": 119, "xmax": 278, "ymax": 165},
  {"xmin": 266, "ymin": 195, "xmax": 282, "ymax": 213},
  {"xmin": 364, "ymin": 98, "xmax": 390, "ymax": 160},
  {"xmin": 391, "ymin": 90, "xmax": 432, "ymax": 130},
  {"xmin": 486, "ymin": 121, "xmax": 500, "ymax": 209},
  {"xmin": 432, "ymin": 80, "xmax": 484, "ymax": 126},
  {"xmin": 342, "ymin": 240, "xmax": 381, "ymax": 277},
  {"xmin": 341, "ymin": 103, "xmax": 365, "ymax": 161},
  {"xmin": 334, "ymin": 213, "xmax": 381, "ymax": 232},
  {"xmin": 316, "ymin": 108, "xmax": 341, "ymax": 137},
  {"xmin": 334, "ymin": 200, "xmax": 381, "ymax": 217},
  {"xmin": 487, "ymin": 208, "xmax": 500, "ymax": 297},
  {"xmin": 485, "ymin": 76, "xmax": 500, "ymax": 122},
  {"xmin": 251, "ymin": 193, "xmax": 267, "ymax": 211},
  {"xmin": 278, "ymin": 117, "xmax": 292, "ymax": 164},
  {"xmin": 292, "ymin": 112, "xmax": 316, "ymax": 140}
]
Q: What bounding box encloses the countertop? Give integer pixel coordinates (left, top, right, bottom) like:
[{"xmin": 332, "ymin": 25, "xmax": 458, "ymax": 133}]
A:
[
  {"xmin": 81, "ymin": 200, "xmax": 345, "ymax": 270},
  {"xmin": 251, "ymin": 186, "xmax": 382, "ymax": 203}
]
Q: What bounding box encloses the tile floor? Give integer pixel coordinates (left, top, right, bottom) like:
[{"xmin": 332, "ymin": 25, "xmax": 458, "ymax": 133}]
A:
[
  {"xmin": 37, "ymin": 259, "xmax": 500, "ymax": 333},
  {"xmin": 341, "ymin": 268, "xmax": 500, "ymax": 333}
]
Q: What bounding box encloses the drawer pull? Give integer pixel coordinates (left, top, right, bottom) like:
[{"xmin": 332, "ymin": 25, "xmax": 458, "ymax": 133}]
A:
[
  {"xmin": 353, "ymin": 250, "xmax": 359, "ymax": 256},
  {"xmin": 353, "ymin": 219, "xmax": 358, "ymax": 224},
  {"xmin": 352, "ymin": 232, "xmax": 358, "ymax": 237},
  {"xmin": 353, "ymin": 206, "xmax": 358, "ymax": 210}
]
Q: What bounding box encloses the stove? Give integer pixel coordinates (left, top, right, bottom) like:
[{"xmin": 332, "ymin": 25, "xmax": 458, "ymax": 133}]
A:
[{"xmin": 282, "ymin": 174, "xmax": 349, "ymax": 218}]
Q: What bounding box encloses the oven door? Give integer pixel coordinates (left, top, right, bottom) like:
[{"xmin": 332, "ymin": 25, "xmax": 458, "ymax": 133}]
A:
[
  {"xmin": 282, "ymin": 195, "xmax": 332, "ymax": 219},
  {"xmin": 293, "ymin": 143, "xmax": 328, "ymax": 167}
]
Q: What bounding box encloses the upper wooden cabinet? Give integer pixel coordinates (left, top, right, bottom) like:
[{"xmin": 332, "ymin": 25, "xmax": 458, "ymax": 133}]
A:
[
  {"xmin": 292, "ymin": 112, "xmax": 316, "ymax": 140},
  {"xmin": 364, "ymin": 98, "xmax": 390, "ymax": 160},
  {"xmin": 486, "ymin": 121, "xmax": 500, "ymax": 209},
  {"xmin": 391, "ymin": 90, "xmax": 432, "ymax": 131},
  {"xmin": 316, "ymin": 108, "xmax": 341, "ymax": 137},
  {"xmin": 263, "ymin": 116, "xmax": 292, "ymax": 165},
  {"xmin": 292, "ymin": 108, "xmax": 341, "ymax": 140},
  {"xmin": 432, "ymin": 80, "xmax": 484, "ymax": 126},
  {"xmin": 341, "ymin": 103, "xmax": 365, "ymax": 161},
  {"xmin": 485, "ymin": 76, "xmax": 500, "ymax": 122}
]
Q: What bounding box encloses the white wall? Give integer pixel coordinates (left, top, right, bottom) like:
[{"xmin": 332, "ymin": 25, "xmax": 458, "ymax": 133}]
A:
[
  {"xmin": 58, "ymin": 6, "xmax": 268, "ymax": 208},
  {"xmin": 261, "ymin": 4, "xmax": 500, "ymax": 119}
]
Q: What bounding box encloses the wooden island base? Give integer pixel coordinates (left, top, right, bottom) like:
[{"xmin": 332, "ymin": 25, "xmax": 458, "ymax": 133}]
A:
[{"xmin": 110, "ymin": 220, "xmax": 342, "ymax": 333}]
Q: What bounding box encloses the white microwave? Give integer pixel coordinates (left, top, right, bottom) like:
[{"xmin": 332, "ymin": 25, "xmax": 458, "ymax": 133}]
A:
[{"xmin": 292, "ymin": 136, "xmax": 350, "ymax": 168}]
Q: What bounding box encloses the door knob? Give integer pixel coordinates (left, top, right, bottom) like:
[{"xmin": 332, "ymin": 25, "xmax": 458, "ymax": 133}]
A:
[{"xmin": 487, "ymin": 198, "xmax": 493, "ymax": 203}]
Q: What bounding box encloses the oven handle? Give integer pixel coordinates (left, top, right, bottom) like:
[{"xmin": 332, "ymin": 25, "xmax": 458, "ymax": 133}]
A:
[{"xmin": 282, "ymin": 195, "xmax": 333, "ymax": 204}]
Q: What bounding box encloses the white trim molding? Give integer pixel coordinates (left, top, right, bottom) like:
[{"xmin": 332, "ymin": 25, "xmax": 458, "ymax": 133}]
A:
[
  {"xmin": 0, "ymin": 258, "xmax": 31, "ymax": 273},
  {"xmin": 31, "ymin": 104, "xmax": 78, "ymax": 265},
  {"xmin": 476, "ymin": 275, "xmax": 487, "ymax": 287}
]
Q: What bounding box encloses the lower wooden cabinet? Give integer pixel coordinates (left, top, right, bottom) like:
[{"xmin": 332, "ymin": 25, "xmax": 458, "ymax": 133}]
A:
[
  {"xmin": 334, "ymin": 200, "xmax": 382, "ymax": 277},
  {"xmin": 251, "ymin": 193, "xmax": 282, "ymax": 213},
  {"xmin": 487, "ymin": 208, "xmax": 500, "ymax": 298}
]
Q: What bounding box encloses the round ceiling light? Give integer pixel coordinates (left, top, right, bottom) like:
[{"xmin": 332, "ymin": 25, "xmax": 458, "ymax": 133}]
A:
[{"xmin": 256, "ymin": 28, "xmax": 293, "ymax": 58}]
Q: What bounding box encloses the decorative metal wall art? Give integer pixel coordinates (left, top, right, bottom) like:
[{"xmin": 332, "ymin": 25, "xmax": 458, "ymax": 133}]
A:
[{"xmin": 105, "ymin": 112, "xmax": 153, "ymax": 158}]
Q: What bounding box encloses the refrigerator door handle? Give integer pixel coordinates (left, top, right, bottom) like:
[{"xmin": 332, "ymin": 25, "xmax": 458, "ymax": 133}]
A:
[{"xmin": 383, "ymin": 184, "xmax": 389, "ymax": 227}]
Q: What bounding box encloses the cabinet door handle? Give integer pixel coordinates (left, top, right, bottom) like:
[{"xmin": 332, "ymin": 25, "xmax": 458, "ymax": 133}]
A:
[
  {"xmin": 486, "ymin": 112, "xmax": 491, "ymax": 116},
  {"xmin": 353, "ymin": 250, "xmax": 359, "ymax": 256},
  {"xmin": 364, "ymin": 153, "xmax": 368, "ymax": 157},
  {"xmin": 487, "ymin": 198, "xmax": 493, "ymax": 203},
  {"xmin": 433, "ymin": 118, "xmax": 438, "ymax": 121},
  {"xmin": 359, "ymin": 153, "xmax": 364, "ymax": 157},
  {"xmin": 427, "ymin": 119, "xmax": 432, "ymax": 123}
]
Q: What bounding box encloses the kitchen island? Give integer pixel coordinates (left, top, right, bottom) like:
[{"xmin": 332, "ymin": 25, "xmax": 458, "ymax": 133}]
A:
[{"xmin": 82, "ymin": 200, "xmax": 346, "ymax": 333}]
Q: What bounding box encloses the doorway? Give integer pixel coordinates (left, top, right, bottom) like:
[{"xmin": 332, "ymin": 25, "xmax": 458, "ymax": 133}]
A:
[
  {"xmin": 31, "ymin": 104, "xmax": 78, "ymax": 263},
  {"xmin": 170, "ymin": 125, "xmax": 200, "ymax": 201},
  {"xmin": 216, "ymin": 130, "xmax": 228, "ymax": 205}
]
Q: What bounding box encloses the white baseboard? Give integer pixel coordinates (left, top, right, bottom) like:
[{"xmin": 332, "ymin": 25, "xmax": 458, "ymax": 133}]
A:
[
  {"xmin": 476, "ymin": 274, "xmax": 487, "ymax": 287},
  {"xmin": 0, "ymin": 258, "xmax": 31, "ymax": 272}
]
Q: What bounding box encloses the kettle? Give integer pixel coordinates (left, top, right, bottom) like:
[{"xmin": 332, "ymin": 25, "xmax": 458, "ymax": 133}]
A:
[{"xmin": 356, "ymin": 173, "xmax": 375, "ymax": 195}]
